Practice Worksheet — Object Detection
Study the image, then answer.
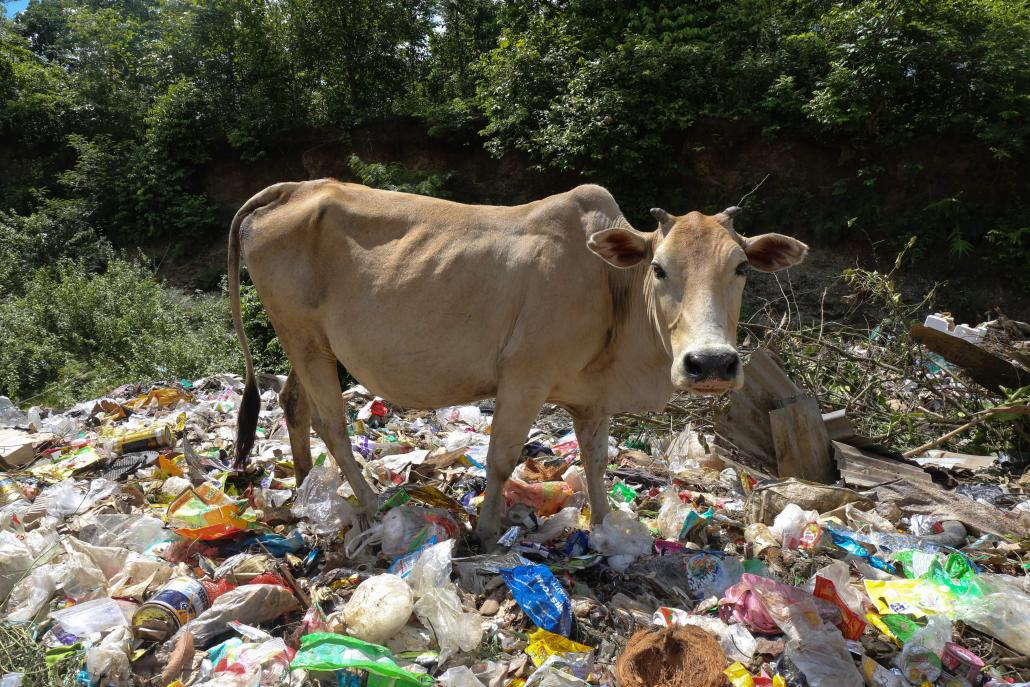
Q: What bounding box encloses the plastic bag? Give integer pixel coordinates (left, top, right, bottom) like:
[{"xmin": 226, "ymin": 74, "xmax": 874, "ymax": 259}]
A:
[
  {"xmin": 438, "ymin": 666, "xmax": 487, "ymax": 687},
  {"xmin": 3, "ymin": 565, "xmax": 58, "ymax": 622},
  {"xmin": 721, "ymin": 574, "xmax": 841, "ymax": 637},
  {"xmin": 504, "ymin": 478, "xmax": 574, "ymax": 517},
  {"xmin": 51, "ymin": 597, "xmax": 131, "ymax": 637},
  {"xmin": 179, "ymin": 584, "xmax": 299, "ymax": 647},
  {"xmin": 500, "ymin": 564, "xmax": 572, "ymax": 637},
  {"xmin": 166, "ymin": 483, "xmax": 252, "ymax": 540},
  {"xmin": 290, "ymin": 632, "xmax": 432, "ymax": 687},
  {"xmin": 86, "ymin": 625, "xmax": 132, "ymax": 687},
  {"xmin": 951, "ymin": 579, "xmax": 1030, "ymax": 655},
  {"xmin": 0, "ymin": 529, "xmax": 34, "ymax": 602},
  {"xmin": 43, "ymin": 478, "xmax": 120, "ymax": 518},
  {"xmin": 770, "ymin": 503, "xmax": 818, "ymax": 550},
  {"xmin": 894, "ymin": 615, "xmax": 951, "ymax": 684},
  {"xmin": 589, "ymin": 510, "xmax": 652, "ymax": 573},
  {"xmin": 783, "ymin": 628, "xmax": 864, "ymax": 687},
  {"xmin": 411, "ymin": 584, "xmax": 483, "ymax": 662},
  {"xmin": 78, "ymin": 514, "xmax": 169, "ymax": 554},
  {"xmin": 656, "ymin": 489, "xmax": 696, "ymax": 540},
  {"xmin": 408, "ymin": 539, "xmax": 454, "ymax": 600},
  {"xmin": 526, "ymin": 507, "xmax": 581, "ymax": 543},
  {"xmin": 291, "ymin": 463, "xmax": 354, "ymax": 535},
  {"xmin": 342, "ymin": 574, "xmax": 414, "ymax": 644},
  {"xmin": 381, "ymin": 505, "xmax": 460, "ymax": 558}
]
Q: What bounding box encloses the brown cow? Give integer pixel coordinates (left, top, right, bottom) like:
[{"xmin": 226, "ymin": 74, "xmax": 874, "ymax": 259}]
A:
[{"xmin": 229, "ymin": 181, "xmax": 806, "ymax": 543}]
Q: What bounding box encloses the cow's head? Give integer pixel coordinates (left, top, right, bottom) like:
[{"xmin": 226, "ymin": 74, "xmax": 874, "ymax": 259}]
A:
[{"xmin": 587, "ymin": 206, "xmax": 807, "ymax": 394}]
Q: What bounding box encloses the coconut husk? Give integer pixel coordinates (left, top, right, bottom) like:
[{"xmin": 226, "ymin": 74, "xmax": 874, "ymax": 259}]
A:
[{"xmin": 614, "ymin": 624, "xmax": 726, "ymax": 687}]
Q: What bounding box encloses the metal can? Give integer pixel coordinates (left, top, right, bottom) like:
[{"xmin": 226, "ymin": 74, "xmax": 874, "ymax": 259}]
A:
[
  {"xmin": 132, "ymin": 576, "xmax": 210, "ymax": 642},
  {"xmin": 109, "ymin": 425, "xmax": 174, "ymax": 455}
]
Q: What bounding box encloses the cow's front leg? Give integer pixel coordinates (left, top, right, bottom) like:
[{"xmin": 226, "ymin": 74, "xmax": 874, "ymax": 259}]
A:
[
  {"xmin": 572, "ymin": 414, "xmax": 612, "ymax": 525},
  {"xmin": 475, "ymin": 383, "xmax": 549, "ymax": 548}
]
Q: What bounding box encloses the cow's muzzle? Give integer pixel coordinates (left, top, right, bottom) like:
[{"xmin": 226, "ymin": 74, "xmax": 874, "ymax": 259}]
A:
[{"xmin": 683, "ymin": 348, "xmax": 740, "ymax": 393}]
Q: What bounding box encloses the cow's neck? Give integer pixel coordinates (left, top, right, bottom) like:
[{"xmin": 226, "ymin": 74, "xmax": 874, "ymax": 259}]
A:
[{"xmin": 598, "ymin": 255, "xmax": 676, "ymax": 413}]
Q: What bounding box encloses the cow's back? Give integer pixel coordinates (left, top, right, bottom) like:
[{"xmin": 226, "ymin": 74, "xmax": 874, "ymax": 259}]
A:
[{"xmin": 241, "ymin": 180, "xmax": 618, "ymax": 409}]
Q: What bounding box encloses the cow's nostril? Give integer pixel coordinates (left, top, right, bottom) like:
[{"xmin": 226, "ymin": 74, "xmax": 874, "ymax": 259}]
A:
[
  {"xmin": 725, "ymin": 354, "xmax": 740, "ymax": 378},
  {"xmin": 685, "ymin": 353, "xmax": 705, "ymax": 378},
  {"xmin": 685, "ymin": 350, "xmax": 739, "ymax": 381}
]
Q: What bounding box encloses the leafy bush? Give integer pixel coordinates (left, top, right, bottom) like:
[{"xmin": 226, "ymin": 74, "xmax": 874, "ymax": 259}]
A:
[
  {"xmin": 348, "ymin": 155, "xmax": 454, "ymax": 197},
  {"xmin": 0, "ymin": 259, "xmax": 241, "ymax": 406}
]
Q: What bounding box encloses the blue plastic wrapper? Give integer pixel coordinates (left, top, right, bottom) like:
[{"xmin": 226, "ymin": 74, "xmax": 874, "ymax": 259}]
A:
[
  {"xmin": 564, "ymin": 530, "xmax": 589, "ymax": 557},
  {"xmin": 828, "ymin": 528, "xmax": 897, "ymax": 573},
  {"xmin": 500, "ymin": 564, "xmax": 573, "ymax": 636}
]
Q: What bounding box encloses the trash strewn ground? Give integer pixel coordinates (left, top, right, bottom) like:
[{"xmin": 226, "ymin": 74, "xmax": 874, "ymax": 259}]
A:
[{"xmin": 1, "ymin": 341, "xmax": 1028, "ymax": 687}]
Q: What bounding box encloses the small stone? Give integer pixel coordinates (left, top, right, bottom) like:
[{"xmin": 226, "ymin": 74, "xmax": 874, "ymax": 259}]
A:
[{"xmin": 479, "ymin": 598, "xmax": 500, "ymax": 616}]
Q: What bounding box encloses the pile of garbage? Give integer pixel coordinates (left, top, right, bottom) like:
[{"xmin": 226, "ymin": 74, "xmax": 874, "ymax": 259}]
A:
[{"xmin": 0, "ymin": 367, "xmax": 1028, "ymax": 687}]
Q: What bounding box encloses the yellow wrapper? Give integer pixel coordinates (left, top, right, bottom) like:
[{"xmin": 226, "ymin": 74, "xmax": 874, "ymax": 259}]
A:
[
  {"xmin": 525, "ymin": 628, "xmax": 593, "ymax": 667},
  {"xmin": 725, "ymin": 662, "xmax": 755, "ymax": 687}
]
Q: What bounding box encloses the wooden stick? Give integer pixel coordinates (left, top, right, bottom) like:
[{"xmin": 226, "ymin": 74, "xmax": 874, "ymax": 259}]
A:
[{"xmin": 903, "ymin": 403, "xmax": 1030, "ymax": 457}]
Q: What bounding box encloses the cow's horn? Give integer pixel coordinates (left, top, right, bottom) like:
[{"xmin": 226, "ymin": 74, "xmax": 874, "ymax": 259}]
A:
[
  {"xmin": 716, "ymin": 206, "xmax": 745, "ymax": 244},
  {"xmin": 650, "ymin": 208, "xmax": 675, "ymax": 232}
]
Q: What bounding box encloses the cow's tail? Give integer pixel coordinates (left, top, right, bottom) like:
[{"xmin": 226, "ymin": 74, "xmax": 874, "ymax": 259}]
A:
[{"xmin": 229, "ymin": 182, "xmax": 301, "ymax": 469}]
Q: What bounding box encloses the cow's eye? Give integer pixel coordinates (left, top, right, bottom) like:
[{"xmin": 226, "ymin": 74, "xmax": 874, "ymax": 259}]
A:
[
  {"xmin": 735, "ymin": 261, "xmax": 749, "ymax": 277},
  {"xmin": 651, "ymin": 262, "xmax": 666, "ymax": 279}
]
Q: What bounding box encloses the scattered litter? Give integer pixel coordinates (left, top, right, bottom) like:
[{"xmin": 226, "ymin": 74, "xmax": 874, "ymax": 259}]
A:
[{"xmin": 0, "ymin": 351, "xmax": 1027, "ymax": 686}]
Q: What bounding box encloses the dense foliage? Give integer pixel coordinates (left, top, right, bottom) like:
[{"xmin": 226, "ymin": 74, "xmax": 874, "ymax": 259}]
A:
[{"xmin": 1, "ymin": 0, "xmax": 1028, "ymax": 402}]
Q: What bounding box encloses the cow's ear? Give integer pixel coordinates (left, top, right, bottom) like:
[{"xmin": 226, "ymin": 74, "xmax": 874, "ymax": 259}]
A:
[
  {"xmin": 588, "ymin": 226, "xmax": 650, "ymax": 268},
  {"xmin": 743, "ymin": 233, "xmax": 809, "ymax": 272}
]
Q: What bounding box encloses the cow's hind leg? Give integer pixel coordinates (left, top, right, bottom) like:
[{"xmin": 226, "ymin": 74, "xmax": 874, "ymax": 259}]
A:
[
  {"xmin": 279, "ymin": 368, "xmax": 313, "ymax": 486},
  {"xmin": 476, "ymin": 381, "xmax": 550, "ymax": 547},
  {"xmin": 571, "ymin": 413, "xmax": 612, "ymax": 525},
  {"xmin": 279, "ymin": 337, "xmax": 378, "ymax": 518}
]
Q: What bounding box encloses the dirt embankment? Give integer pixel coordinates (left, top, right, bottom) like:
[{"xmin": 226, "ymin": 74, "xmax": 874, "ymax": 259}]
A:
[{"xmin": 159, "ymin": 118, "xmax": 1027, "ymax": 323}]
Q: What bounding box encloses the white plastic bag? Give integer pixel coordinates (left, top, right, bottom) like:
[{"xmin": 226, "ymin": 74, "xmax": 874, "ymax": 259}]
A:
[
  {"xmin": 342, "ymin": 574, "xmax": 414, "ymax": 644},
  {"xmin": 291, "ymin": 463, "xmax": 354, "ymax": 535},
  {"xmin": 408, "ymin": 540, "xmax": 454, "ymax": 600},
  {"xmin": 656, "ymin": 488, "xmax": 695, "ymax": 540},
  {"xmin": 51, "ymin": 597, "xmax": 130, "ymax": 638},
  {"xmin": 412, "ymin": 584, "xmax": 483, "ymax": 663},
  {"xmin": 3, "ymin": 565, "xmax": 58, "ymax": 622},
  {"xmin": 0, "ymin": 529, "xmax": 34, "ymax": 602},
  {"xmin": 86, "ymin": 625, "xmax": 132, "ymax": 686},
  {"xmin": 438, "ymin": 666, "xmax": 487, "ymax": 687},
  {"xmin": 527, "ymin": 507, "xmax": 581, "ymax": 543},
  {"xmin": 589, "ymin": 510, "xmax": 652, "ymax": 573},
  {"xmin": 804, "ymin": 561, "xmax": 867, "ymax": 617},
  {"xmin": 770, "ymin": 503, "xmax": 818, "ymax": 549}
]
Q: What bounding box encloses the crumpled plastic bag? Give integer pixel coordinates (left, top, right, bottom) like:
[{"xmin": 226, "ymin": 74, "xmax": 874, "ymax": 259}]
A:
[
  {"xmin": 290, "ymin": 632, "xmax": 431, "ymax": 686},
  {"xmin": 51, "ymin": 597, "xmax": 131, "ymax": 638},
  {"xmin": 381, "ymin": 505, "xmax": 460, "ymax": 558},
  {"xmin": 0, "ymin": 529, "xmax": 35, "ymax": 601},
  {"xmin": 177, "ymin": 584, "xmax": 299, "ymax": 647},
  {"xmin": 291, "ymin": 463, "xmax": 354, "ymax": 535},
  {"xmin": 42, "ymin": 478, "xmax": 120, "ymax": 518},
  {"xmin": 721, "ymin": 573, "xmax": 841, "ymax": 637},
  {"xmin": 339, "ymin": 574, "xmax": 413, "ymax": 644},
  {"xmin": 3, "ymin": 564, "xmax": 58, "ymax": 621},
  {"xmin": 951, "ymin": 575, "xmax": 1030, "ymax": 655},
  {"xmin": 438, "ymin": 666, "xmax": 487, "ymax": 687},
  {"xmin": 504, "ymin": 478, "xmax": 574, "ymax": 517},
  {"xmin": 167, "ymin": 483, "xmax": 253, "ymax": 540},
  {"xmin": 77, "ymin": 514, "xmax": 169, "ymax": 554},
  {"xmin": 589, "ymin": 510, "xmax": 652, "ymax": 572},
  {"xmin": 86, "ymin": 625, "xmax": 132, "ymax": 687},
  {"xmin": 526, "ymin": 507, "xmax": 581, "ymax": 543},
  {"xmin": 412, "ymin": 583, "xmax": 483, "ymax": 663},
  {"xmin": 408, "ymin": 539, "xmax": 454, "ymax": 600},
  {"xmin": 769, "ymin": 503, "xmax": 818, "ymax": 549},
  {"xmin": 656, "ymin": 488, "xmax": 697, "ymax": 540}
]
